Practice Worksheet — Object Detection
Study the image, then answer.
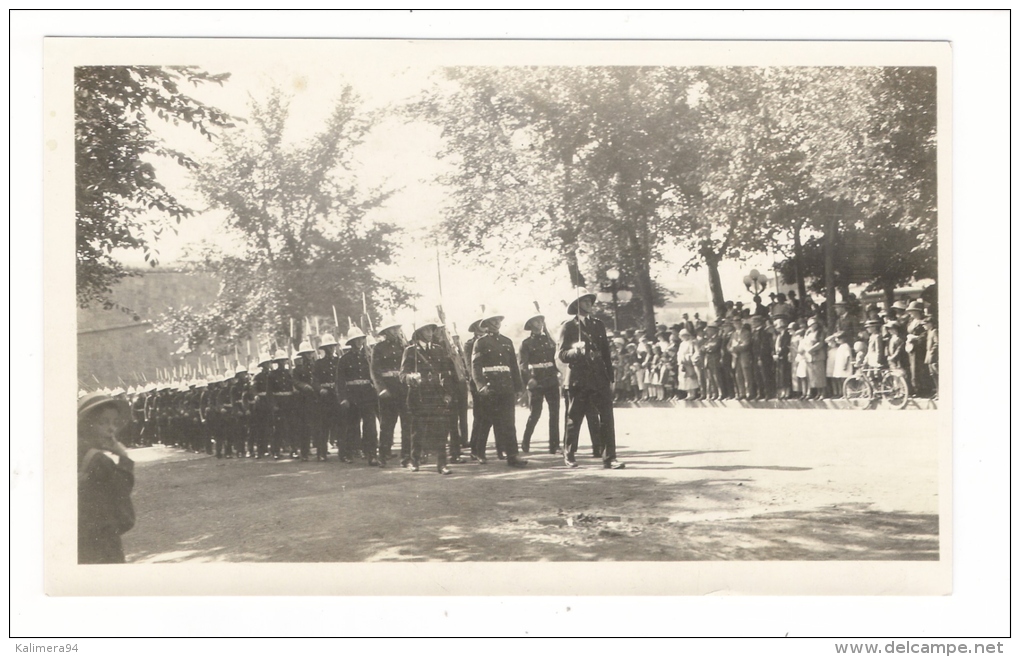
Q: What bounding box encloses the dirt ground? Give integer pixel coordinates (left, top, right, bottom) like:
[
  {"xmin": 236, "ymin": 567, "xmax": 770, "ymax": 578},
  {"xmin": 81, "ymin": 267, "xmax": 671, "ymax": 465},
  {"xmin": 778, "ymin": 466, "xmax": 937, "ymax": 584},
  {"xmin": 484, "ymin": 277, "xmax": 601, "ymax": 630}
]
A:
[{"xmin": 124, "ymin": 406, "xmax": 939, "ymax": 563}]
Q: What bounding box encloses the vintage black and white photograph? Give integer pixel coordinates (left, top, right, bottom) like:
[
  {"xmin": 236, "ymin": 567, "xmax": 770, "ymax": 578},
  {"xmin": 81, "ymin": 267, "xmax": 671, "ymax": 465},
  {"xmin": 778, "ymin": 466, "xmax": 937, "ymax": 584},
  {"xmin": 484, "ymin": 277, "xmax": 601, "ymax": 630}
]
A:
[{"xmin": 45, "ymin": 37, "xmax": 952, "ymax": 596}]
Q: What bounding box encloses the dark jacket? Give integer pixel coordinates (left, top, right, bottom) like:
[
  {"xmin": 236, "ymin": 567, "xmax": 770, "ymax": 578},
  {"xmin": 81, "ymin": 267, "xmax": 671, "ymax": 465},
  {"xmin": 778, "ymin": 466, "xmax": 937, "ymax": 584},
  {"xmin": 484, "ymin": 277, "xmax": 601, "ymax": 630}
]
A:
[
  {"xmin": 471, "ymin": 332, "xmax": 523, "ymax": 396},
  {"xmin": 519, "ymin": 333, "xmax": 559, "ymax": 390},
  {"xmin": 400, "ymin": 340, "xmax": 456, "ymax": 416},
  {"xmin": 371, "ymin": 338, "xmax": 408, "ymax": 399},
  {"xmin": 337, "ymin": 348, "xmax": 377, "ymax": 404},
  {"xmin": 557, "ymin": 315, "xmax": 613, "ymax": 391}
]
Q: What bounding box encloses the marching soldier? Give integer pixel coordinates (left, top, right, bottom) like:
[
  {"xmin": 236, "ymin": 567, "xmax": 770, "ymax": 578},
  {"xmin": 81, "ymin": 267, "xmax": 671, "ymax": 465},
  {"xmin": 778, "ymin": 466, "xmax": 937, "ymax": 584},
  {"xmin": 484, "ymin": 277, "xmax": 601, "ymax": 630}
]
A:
[
  {"xmin": 313, "ymin": 333, "xmax": 342, "ymax": 461},
  {"xmin": 371, "ymin": 321, "xmax": 409, "ymax": 465},
  {"xmin": 251, "ymin": 354, "xmax": 274, "ymax": 459},
  {"xmin": 338, "ymin": 327, "xmax": 381, "ymax": 466},
  {"xmin": 400, "ymin": 319, "xmax": 457, "ymax": 474},
  {"xmin": 558, "ymin": 289, "xmax": 625, "ymax": 470},
  {"xmin": 269, "ymin": 352, "xmax": 295, "ymax": 459},
  {"xmin": 518, "ymin": 314, "xmax": 561, "ymax": 454},
  {"xmin": 293, "ymin": 340, "xmax": 318, "ymax": 461},
  {"xmin": 229, "ymin": 363, "xmax": 253, "ymax": 458},
  {"xmin": 470, "ymin": 311, "xmax": 528, "ymax": 468},
  {"xmin": 465, "ymin": 316, "xmax": 497, "ymax": 461}
]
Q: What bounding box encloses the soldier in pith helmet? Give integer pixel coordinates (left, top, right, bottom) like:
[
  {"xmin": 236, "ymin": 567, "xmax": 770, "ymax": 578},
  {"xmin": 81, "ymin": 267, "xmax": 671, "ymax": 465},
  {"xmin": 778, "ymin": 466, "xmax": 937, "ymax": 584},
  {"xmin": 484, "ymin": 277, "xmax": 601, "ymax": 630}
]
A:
[
  {"xmin": 338, "ymin": 326, "xmax": 381, "ymax": 466},
  {"xmin": 269, "ymin": 351, "xmax": 295, "ymax": 459},
  {"xmin": 292, "ymin": 340, "xmax": 318, "ymax": 461},
  {"xmin": 518, "ymin": 314, "xmax": 561, "ymax": 454},
  {"xmin": 470, "ymin": 310, "xmax": 528, "ymax": 468},
  {"xmin": 313, "ymin": 332, "xmax": 341, "ymax": 461},
  {"xmin": 371, "ymin": 320, "xmax": 409, "ymax": 466},
  {"xmin": 400, "ymin": 319, "xmax": 457, "ymax": 474},
  {"xmin": 251, "ymin": 351, "xmax": 274, "ymax": 459}
]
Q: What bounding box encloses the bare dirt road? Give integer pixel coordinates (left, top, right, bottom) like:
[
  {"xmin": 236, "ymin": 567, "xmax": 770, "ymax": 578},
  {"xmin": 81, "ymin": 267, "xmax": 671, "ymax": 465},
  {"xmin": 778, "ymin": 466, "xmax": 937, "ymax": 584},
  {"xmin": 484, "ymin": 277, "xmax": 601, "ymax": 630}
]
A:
[{"xmin": 124, "ymin": 407, "xmax": 939, "ymax": 563}]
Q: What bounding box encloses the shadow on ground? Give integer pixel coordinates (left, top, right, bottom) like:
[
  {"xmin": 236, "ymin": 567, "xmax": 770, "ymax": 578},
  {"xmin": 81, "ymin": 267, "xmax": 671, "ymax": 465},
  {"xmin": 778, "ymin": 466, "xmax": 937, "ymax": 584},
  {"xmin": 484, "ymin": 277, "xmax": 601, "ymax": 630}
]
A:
[{"xmin": 125, "ymin": 449, "xmax": 937, "ymax": 563}]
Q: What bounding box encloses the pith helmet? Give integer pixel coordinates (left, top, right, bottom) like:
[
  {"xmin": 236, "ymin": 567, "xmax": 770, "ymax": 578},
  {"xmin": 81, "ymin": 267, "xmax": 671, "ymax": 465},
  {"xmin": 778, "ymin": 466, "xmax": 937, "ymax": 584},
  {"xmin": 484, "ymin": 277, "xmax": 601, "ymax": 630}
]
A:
[
  {"xmin": 524, "ymin": 314, "xmax": 545, "ymax": 332},
  {"xmin": 567, "ymin": 289, "xmax": 597, "ymax": 315},
  {"xmin": 346, "ymin": 326, "xmax": 367, "ymax": 344}
]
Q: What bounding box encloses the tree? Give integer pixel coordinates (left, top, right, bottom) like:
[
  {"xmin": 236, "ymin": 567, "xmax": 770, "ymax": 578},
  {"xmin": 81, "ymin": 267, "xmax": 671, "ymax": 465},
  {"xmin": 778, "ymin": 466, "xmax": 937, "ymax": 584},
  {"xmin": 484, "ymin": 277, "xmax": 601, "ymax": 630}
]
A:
[
  {"xmin": 155, "ymin": 88, "xmax": 410, "ymax": 354},
  {"xmin": 75, "ymin": 66, "xmax": 236, "ymax": 307},
  {"xmin": 415, "ymin": 66, "xmax": 697, "ymax": 334}
]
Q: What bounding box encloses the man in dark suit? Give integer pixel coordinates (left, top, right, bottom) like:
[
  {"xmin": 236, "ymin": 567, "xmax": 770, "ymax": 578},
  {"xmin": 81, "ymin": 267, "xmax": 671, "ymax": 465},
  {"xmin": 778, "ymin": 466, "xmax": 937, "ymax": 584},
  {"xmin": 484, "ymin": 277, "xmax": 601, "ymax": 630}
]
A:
[{"xmin": 558, "ymin": 289, "xmax": 625, "ymax": 470}]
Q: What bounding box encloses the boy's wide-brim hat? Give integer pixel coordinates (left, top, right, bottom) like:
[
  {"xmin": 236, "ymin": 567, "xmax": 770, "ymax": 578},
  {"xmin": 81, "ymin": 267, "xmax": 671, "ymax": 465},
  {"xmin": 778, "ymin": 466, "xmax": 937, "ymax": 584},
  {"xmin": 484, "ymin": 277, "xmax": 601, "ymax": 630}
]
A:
[
  {"xmin": 907, "ymin": 300, "xmax": 925, "ymax": 313},
  {"xmin": 678, "ymin": 328, "xmax": 692, "ymax": 339},
  {"xmin": 77, "ymin": 392, "xmax": 129, "ymax": 422},
  {"xmin": 524, "ymin": 314, "xmax": 545, "ymax": 332},
  {"xmin": 566, "ymin": 289, "xmax": 597, "ymax": 315}
]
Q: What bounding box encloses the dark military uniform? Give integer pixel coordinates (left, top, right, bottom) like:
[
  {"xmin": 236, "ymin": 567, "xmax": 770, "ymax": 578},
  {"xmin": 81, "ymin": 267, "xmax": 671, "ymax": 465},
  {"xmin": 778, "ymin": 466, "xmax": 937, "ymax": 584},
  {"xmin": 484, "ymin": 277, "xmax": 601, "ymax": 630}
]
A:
[
  {"xmin": 293, "ymin": 356, "xmax": 317, "ymax": 460},
  {"xmin": 313, "ymin": 350, "xmax": 342, "ymax": 460},
  {"xmin": 251, "ymin": 366, "xmax": 274, "ymax": 458},
  {"xmin": 371, "ymin": 337, "xmax": 408, "ymax": 462},
  {"xmin": 229, "ymin": 373, "xmax": 253, "ymax": 457},
  {"xmin": 518, "ymin": 332, "xmax": 560, "ymax": 453},
  {"xmin": 465, "ymin": 334, "xmax": 494, "ymax": 459},
  {"xmin": 269, "ymin": 363, "xmax": 295, "ymax": 458},
  {"xmin": 400, "ymin": 338, "xmax": 459, "ymax": 471},
  {"xmin": 558, "ymin": 315, "xmax": 619, "ymax": 466},
  {"xmin": 337, "ymin": 346, "xmax": 379, "ymax": 461},
  {"xmin": 471, "ymin": 331, "xmax": 524, "ymax": 461}
]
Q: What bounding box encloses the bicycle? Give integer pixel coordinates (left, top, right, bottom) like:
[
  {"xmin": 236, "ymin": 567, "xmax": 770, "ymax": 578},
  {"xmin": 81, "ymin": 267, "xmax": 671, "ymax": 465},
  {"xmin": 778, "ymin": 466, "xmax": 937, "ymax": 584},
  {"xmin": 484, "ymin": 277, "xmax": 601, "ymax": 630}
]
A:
[{"xmin": 843, "ymin": 366, "xmax": 909, "ymax": 410}]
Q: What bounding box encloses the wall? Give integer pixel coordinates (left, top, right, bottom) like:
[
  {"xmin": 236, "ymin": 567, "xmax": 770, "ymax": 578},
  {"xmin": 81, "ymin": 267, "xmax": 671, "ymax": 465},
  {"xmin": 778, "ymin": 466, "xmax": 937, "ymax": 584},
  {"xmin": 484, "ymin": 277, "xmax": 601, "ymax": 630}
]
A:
[{"xmin": 77, "ymin": 270, "xmax": 221, "ymax": 388}]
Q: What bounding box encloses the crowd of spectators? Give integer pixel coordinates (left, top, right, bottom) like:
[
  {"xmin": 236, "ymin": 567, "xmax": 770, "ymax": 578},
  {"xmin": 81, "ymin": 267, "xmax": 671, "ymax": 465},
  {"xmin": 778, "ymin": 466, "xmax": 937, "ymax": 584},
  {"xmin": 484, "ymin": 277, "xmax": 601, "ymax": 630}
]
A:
[{"xmin": 608, "ymin": 291, "xmax": 938, "ymax": 403}]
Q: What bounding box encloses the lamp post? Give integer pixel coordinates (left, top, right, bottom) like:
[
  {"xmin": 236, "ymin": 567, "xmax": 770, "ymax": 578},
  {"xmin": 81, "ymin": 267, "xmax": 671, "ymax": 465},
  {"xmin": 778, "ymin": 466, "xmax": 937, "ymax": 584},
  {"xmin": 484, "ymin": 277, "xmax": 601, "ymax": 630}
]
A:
[
  {"xmin": 596, "ymin": 268, "xmax": 633, "ymax": 331},
  {"xmin": 742, "ymin": 269, "xmax": 769, "ymax": 298}
]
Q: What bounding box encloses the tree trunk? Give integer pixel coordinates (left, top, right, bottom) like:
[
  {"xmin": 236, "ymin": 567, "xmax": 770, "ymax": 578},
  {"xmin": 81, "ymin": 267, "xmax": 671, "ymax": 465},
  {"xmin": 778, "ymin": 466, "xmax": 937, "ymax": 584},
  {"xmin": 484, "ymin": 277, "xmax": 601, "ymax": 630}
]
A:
[
  {"xmin": 883, "ymin": 282, "xmax": 896, "ymax": 310},
  {"xmin": 634, "ymin": 263, "xmax": 657, "ymax": 338},
  {"xmin": 824, "ymin": 213, "xmax": 838, "ymax": 328},
  {"xmin": 793, "ymin": 222, "xmax": 807, "ymax": 303},
  {"xmin": 702, "ymin": 246, "xmax": 727, "ymax": 320}
]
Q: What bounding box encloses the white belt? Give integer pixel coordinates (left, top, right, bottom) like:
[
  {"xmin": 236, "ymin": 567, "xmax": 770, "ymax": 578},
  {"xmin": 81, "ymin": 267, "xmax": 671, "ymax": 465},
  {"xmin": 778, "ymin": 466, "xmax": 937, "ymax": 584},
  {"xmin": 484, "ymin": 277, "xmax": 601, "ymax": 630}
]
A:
[
  {"xmin": 346, "ymin": 379, "xmax": 371, "ymax": 385},
  {"xmin": 381, "ymin": 370, "xmax": 401, "ymax": 377},
  {"xmin": 530, "ymin": 362, "xmax": 555, "ymax": 369},
  {"xmin": 482, "ymin": 366, "xmax": 511, "ymax": 373}
]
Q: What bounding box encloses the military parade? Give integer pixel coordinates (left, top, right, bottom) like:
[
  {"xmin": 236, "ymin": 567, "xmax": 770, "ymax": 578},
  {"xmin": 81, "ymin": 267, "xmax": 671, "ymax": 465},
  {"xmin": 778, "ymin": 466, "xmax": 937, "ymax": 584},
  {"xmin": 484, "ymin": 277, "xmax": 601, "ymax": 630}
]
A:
[{"xmin": 82, "ymin": 295, "xmax": 638, "ymax": 477}]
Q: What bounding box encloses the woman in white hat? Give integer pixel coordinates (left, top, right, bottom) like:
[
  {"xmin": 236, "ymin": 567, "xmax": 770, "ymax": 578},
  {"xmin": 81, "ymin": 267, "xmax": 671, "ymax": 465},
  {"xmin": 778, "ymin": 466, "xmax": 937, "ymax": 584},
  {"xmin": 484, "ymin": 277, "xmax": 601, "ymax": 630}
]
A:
[{"xmin": 77, "ymin": 392, "xmax": 136, "ymax": 563}]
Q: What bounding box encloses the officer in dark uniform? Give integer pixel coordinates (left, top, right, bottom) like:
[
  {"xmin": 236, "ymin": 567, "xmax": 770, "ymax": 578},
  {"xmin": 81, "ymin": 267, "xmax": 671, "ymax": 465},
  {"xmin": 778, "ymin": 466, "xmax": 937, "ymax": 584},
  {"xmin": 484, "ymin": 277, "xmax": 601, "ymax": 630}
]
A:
[
  {"xmin": 229, "ymin": 363, "xmax": 253, "ymax": 457},
  {"xmin": 518, "ymin": 314, "xmax": 561, "ymax": 454},
  {"xmin": 292, "ymin": 340, "xmax": 318, "ymax": 461},
  {"xmin": 337, "ymin": 327, "xmax": 381, "ymax": 466},
  {"xmin": 558, "ymin": 289, "xmax": 625, "ymax": 469},
  {"xmin": 399, "ymin": 319, "xmax": 458, "ymax": 474},
  {"xmin": 269, "ymin": 352, "xmax": 295, "ymax": 459},
  {"xmin": 251, "ymin": 354, "xmax": 274, "ymax": 458},
  {"xmin": 465, "ymin": 316, "xmax": 497, "ymax": 461},
  {"xmin": 313, "ymin": 333, "xmax": 341, "ymax": 461},
  {"xmin": 371, "ymin": 321, "xmax": 409, "ymax": 465},
  {"xmin": 470, "ymin": 311, "xmax": 528, "ymax": 468}
]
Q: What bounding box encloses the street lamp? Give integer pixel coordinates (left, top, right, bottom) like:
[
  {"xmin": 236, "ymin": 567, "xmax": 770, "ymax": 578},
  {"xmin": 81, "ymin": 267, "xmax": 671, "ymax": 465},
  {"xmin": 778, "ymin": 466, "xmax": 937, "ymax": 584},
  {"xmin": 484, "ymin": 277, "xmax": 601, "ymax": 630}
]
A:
[
  {"xmin": 743, "ymin": 269, "xmax": 769, "ymax": 297},
  {"xmin": 596, "ymin": 268, "xmax": 633, "ymax": 331}
]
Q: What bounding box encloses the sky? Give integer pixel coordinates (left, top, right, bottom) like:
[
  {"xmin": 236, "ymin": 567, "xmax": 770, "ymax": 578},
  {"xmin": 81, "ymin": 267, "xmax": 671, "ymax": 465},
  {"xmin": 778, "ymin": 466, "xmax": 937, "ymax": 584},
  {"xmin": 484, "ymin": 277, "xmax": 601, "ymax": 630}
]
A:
[{"xmin": 124, "ymin": 59, "xmax": 797, "ymax": 335}]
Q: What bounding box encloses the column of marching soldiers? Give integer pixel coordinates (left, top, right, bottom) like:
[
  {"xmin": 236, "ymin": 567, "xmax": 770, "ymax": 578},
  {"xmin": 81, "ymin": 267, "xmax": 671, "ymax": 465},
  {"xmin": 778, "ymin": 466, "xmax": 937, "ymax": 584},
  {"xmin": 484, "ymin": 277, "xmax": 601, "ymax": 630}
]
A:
[{"xmin": 87, "ymin": 307, "xmax": 592, "ymax": 476}]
